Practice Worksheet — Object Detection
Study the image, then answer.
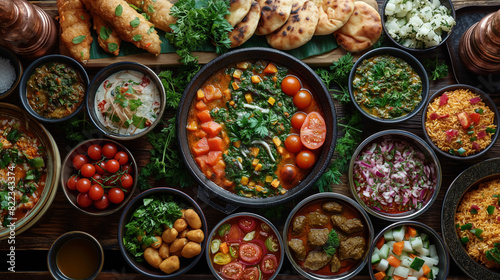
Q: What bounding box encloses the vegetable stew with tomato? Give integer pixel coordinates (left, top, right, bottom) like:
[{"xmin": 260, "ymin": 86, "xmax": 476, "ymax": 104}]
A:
[
  {"xmin": 209, "ymin": 214, "xmax": 282, "ymax": 280},
  {"xmin": 186, "ymin": 60, "xmax": 327, "ymax": 198}
]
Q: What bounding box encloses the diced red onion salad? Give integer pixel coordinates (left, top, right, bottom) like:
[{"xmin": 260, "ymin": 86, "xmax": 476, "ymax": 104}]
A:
[{"xmin": 353, "ymin": 138, "xmax": 437, "ymax": 213}]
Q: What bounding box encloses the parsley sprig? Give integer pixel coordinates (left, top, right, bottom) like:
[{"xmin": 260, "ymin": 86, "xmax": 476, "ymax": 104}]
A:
[
  {"xmin": 423, "ymin": 56, "xmax": 449, "ymax": 80},
  {"xmin": 315, "ymin": 53, "xmax": 354, "ymax": 104}
]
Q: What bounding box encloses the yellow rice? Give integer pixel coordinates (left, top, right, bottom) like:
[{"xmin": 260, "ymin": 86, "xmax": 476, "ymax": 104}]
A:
[
  {"xmin": 425, "ymin": 89, "xmax": 496, "ymax": 156},
  {"xmin": 455, "ymin": 178, "xmax": 500, "ymax": 269}
]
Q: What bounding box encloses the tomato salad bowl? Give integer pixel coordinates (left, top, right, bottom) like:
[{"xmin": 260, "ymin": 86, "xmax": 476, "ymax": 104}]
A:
[{"xmin": 177, "ymin": 47, "xmax": 337, "ymax": 211}]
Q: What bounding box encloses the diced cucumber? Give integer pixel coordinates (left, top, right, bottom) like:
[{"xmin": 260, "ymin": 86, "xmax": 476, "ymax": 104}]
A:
[
  {"xmin": 423, "ymin": 239, "xmax": 430, "ymax": 249},
  {"xmin": 418, "ymin": 247, "xmax": 430, "ymax": 256},
  {"xmin": 429, "ymin": 244, "xmax": 438, "ymax": 258},
  {"xmin": 403, "ymin": 240, "xmax": 413, "ymax": 252},
  {"xmin": 373, "ymin": 247, "xmax": 380, "ymax": 256},
  {"xmin": 386, "ymin": 265, "xmax": 395, "ymax": 277},
  {"xmin": 410, "ymin": 237, "xmax": 423, "ymax": 250},
  {"xmin": 420, "ymin": 232, "xmax": 429, "ymax": 242},
  {"xmin": 372, "ymin": 252, "xmax": 381, "ymax": 264},
  {"xmin": 412, "ymin": 267, "xmax": 425, "ymax": 278},
  {"xmin": 384, "ymin": 229, "xmax": 395, "ymax": 241},
  {"xmin": 375, "ymin": 258, "xmax": 389, "ymax": 272},
  {"xmin": 421, "ymin": 256, "xmax": 439, "ymax": 267},
  {"xmin": 394, "ymin": 266, "xmax": 410, "ymax": 278},
  {"xmin": 400, "ymin": 255, "xmax": 413, "ymax": 268},
  {"xmin": 387, "ymin": 241, "xmax": 396, "ymax": 249},
  {"xmin": 407, "ymin": 277, "xmax": 418, "ymax": 280},
  {"xmin": 400, "ymin": 250, "xmax": 409, "ymax": 258},
  {"xmin": 427, "ymin": 266, "xmax": 439, "ymax": 280},
  {"xmin": 393, "ymin": 226, "xmax": 406, "ymax": 242},
  {"xmin": 409, "ymin": 257, "xmax": 425, "ymax": 271},
  {"xmin": 379, "ymin": 244, "xmax": 390, "ymax": 259}
]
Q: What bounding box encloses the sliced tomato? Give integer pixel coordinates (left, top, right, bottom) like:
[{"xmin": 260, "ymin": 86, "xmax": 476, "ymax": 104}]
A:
[
  {"xmin": 226, "ymin": 224, "xmax": 243, "ymax": 242},
  {"xmin": 220, "ymin": 262, "xmax": 244, "ymax": 279},
  {"xmin": 261, "ymin": 254, "xmax": 278, "ymax": 274},
  {"xmin": 239, "ymin": 243, "xmax": 263, "ymax": 264},
  {"xmin": 470, "ymin": 112, "xmax": 481, "ymax": 124},
  {"xmin": 300, "ymin": 112, "xmax": 327, "ymax": 149},
  {"xmin": 457, "ymin": 112, "xmax": 471, "ymax": 129},
  {"xmin": 238, "ymin": 217, "xmax": 257, "ymax": 233},
  {"xmin": 241, "ymin": 267, "xmax": 261, "ymax": 280}
]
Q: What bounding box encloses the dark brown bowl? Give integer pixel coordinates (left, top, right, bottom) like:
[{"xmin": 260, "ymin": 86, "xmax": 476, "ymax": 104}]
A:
[
  {"xmin": 176, "ymin": 47, "xmax": 337, "ymax": 210},
  {"xmin": 0, "ymin": 45, "xmax": 22, "ymax": 100}
]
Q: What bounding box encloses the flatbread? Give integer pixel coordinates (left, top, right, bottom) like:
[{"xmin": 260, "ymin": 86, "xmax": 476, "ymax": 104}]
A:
[
  {"xmin": 312, "ymin": 0, "xmax": 354, "ymax": 35},
  {"xmin": 266, "ymin": 0, "xmax": 319, "ymax": 50},
  {"xmin": 226, "ymin": 0, "xmax": 253, "ymax": 27},
  {"xmin": 255, "ymin": 0, "xmax": 293, "ymax": 35},
  {"xmin": 229, "ymin": 1, "xmax": 261, "ymax": 48},
  {"xmin": 355, "ymin": 0, "xmax": 378, "ymax": 10},
  {"xmin": 333, "ymin": 1, "xmax": 382, "ymax": 52}
]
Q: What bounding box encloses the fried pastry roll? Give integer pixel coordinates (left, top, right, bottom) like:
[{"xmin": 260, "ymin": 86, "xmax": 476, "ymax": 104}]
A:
[
  {"xmin": 82, "ymin": 0, "xmax": 122, "ymax": 55},
  {"xmin": 57, "ymin": 0, "xmax": 93, "ymax": 63},
  {"xmin": 125, "ymin": 0, "xmax": 177, "ymax": 32}
]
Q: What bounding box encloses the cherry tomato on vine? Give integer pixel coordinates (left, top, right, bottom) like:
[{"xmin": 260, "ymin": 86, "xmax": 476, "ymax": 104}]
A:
[
  {"xmin": 291, "ymin": 112, "xmax": 307, "ymax": 130},
  {"xmin": 121, "ymin": 164, "xmax": 132, "ymax": 174},
  {"xmin": 296, "ymin": 150, "xmax": 315, "ymax": 169},
  {"xmin": 72, "ymin": 154, "xmax": 88, "ymax": 170},
  {"xmin": 281, "ymin": 76, "xmax": 301, "ymax": 96},
  {"xmin": 80, "ymin": 163, "xmax": 96, "ymax": 178},
  {"xmin": 87, "ymin": 144, "xmax": 103, "ymax": 160},
  {"xmin": 66, "ymin": 175, "xmax": 79, "ymax": 190},
  {"xmin": 114, "ymin": 151, "xmax": 129, "ymax": 165},
  {"xmin": 76, "ymin": 178, "xmax": 92, "ymax": 193},
  {"xmin": 106, "ymin": 159, "xmax": 120, "ymax": 173},
  {"xmin": 93, "ymin": 193, "xmax": 110, "ymax": 210},
  {"xmin": 95, "ymin": 161, "xmax": 106, "ymax": 174},
  {"xmin": 77, "ymin": 192, "xmax": 93, "ymax": 208},
  {"xmin": 88, "ymin": 184, "xmax": 104, "ymax": 201},
  {"xmin": 108, "ymin": 187, "xmax": 125, "ymax": 204},
  {"xmin": 293, "ymin": 89, "xmax": 312, "ymax": 109},
  {"xmin": 285, "ymin": 134, "xmax": 303, "ymax": 153},
  {"xmin": 102, "ymin": 143, "xmax": 118, "ymax": 158},
  {"xmin": 91, "ymin": 173, "xmax": 103, "ymax": 184},
  {"xmin": 120, "ymin": 173, "xmax": 134, "ymax": 189}
]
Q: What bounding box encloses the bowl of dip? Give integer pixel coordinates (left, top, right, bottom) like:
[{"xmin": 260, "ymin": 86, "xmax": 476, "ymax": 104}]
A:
[
  {"xmin": 86, "ymin": 62, "xmax": 165, "ymax": 140},
  {"xmin": 0, "ymin": 45, "xmax": 22, "ymax": 100},
  {"xmin": 348, "ymin": 47, "xmax": 429, "ymax": 123},
  {"xmin": 19, "ymin": 54, "xmax": 88, "ymax": 123}
]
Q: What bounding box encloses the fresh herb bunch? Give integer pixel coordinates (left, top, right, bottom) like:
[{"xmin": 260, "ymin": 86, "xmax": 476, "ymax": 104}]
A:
[
  {"xmin": 315, "ymin": 53, "xmax": 354, "ymax": 104},
  {"xmin": 63, "ymin": 111, "xmax": 96, "ymax": 146},
  {"xmin": 323, "ymin": 229, "xmax": 340, "ymax": 256},
  {"xmin": 123, "ymin": 195, "xmax": 183, "ymax": 262},
  {"xmin": 166, "ymin": 0, "xmax": 233, "ymax": 65},
  {"xmin": 158, "ymin": 64, "xmax": 201, "ymax": 109},
  {"xmin": 423, "ymin": 56, "xmax": 449, "ymax": 81},
  {"xmin": 315, "ymin": 111, "xmax": 363, "ymax": 192}
]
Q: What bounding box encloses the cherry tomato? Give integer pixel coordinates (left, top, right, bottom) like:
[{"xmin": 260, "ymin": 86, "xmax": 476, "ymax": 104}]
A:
[
  {"xmin": 76, "ymin": 178, "xmax": 92, "ymax": 193},
  {"xmin": 95, "ymin": 161, "xmax": 106, "ymax": 174},
  {"xmin": 280, "ymin": 164, "xmax": 298, "ymax": 182},
  {"xmin": 91, "ymin": 173, "xmax": 103, "ymax": 184},
  {"xmin": 470, "ymin": 112, "xmax": 481, "ymax": 124},
  {"xmin": 296, "ymin": 150, "xmax": 316, "ymax": 169},
  {"xmin": 284, "ymin": 134, "xmax": 303, "ymax": 153},
  {"xmin": 114, "ymin": 151, "xmax": 129, "ymax": 165},
  {"xmin": 72, "ymin": 154, "xmax": 88, "ymax": 170},
  {"xmin": 300, "ymin": 112, "xmax": 327, "ymax": 150},
  {"xmin": 66, "ymin": 175, "xmax": 79, "ymax": 190},
  {"xmin": 77, "ymin": 192, "xmax": 93, "ymax": 208},
  {"xmin": 93, "ymin": 193, "xmax": 110, "ymax": 210},
  {"xmin": 238, "ymin": 217, "xmax": 257, "ymax": 233},
  {"xmin": 220, "ymin": 262, "xmax": 244, "ymax": 280},
  {"xmin": 108, "ymin": 187, "xmax": 125, "ymax": 204},
  {"xmin": 80, "ymin": 163, "xmax": 96, "ymax": 178},
  {"xmin": 121, "ymin": 164, "xmax": 132, "ymax": 174},
  {"xmin": 291, "ymin": 112, "xmax": 307, "ymax": 130},
  {"xmin": 226, "ymin": 224, "xmax": 243, "ymax": 242},
  {"xmin": 293, "ymin": 89, "xmax": 312, "ymax": 109},
  {"xmin": 241, "ymin": 267, "xmax": 260, "ymax": 280},
  {"xmin": 239, "ymin": 243, "xmax": 263, "ymax": 263},
  {"xmin": 87, "ymin": 144, "xmax": 103, "ymax": 160},
  {"xmin": 106, "ymin": 159, "xmax": 120, "ymax": 173},
  {"xmin": 88, "ymin": 184, "xmax": 104, "ymax": 201},
  {"xmin": 457, "ymin": 112, "xmax": 472, "ymax": 129},
  {"xmin": 120, "ymin": 173, "xmax": 134, "ymax": 189},
  {"xmin": 281, "ymin": 75, "xmax": 301, "ymax": 96},
  {"xmin": 102, "ymin": 143, "xmax": 118, "ymax": 158},
  {"xmin": 261, "ymin": 254, "xmax": 278, "ymax": 274}
]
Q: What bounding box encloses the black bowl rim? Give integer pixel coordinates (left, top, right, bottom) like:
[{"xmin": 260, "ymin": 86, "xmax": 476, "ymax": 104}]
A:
[
  {"xmin": 380, "ymin": 0, "xmax": 457, "ymax": 52},
  {"xmin": 118, "ymin": 187, "xmax": 208, "ymax": 278},
  {"xmin": 47, "ymin": 230, "xmax": 104, "ymax": 280},
  {"xmin": 282, "ymin": 192, "xmax": 374, "ymax": 280},
  {"xmin": 348, "ymin": 47, "xmax": 430, "ymax": 123},
  {"xmin": 60, "ymin": 138, "xmax": 138, "ymax": 216},
  {"xmin": 441, "ymin": 158, "xmax": 500, "ymax": 279},
  {"xmin": 368, "ymin": 221, "xmax": 450, "ymax": 279},
  {"xmin": 176, "ymin": 47, "xmax": 337, "ymax": 208},
  {"xmin": 348, "ymin": 129, "xmax": 442, "ymax": 221},
  {"xmin": 85, "ymin": 61, "xmax": 166, "ymax": 140},
  {"xmin": 421, "ymin": 84, "xmax": 500, "ymax": 160},
  {"xmin": 0, "ymin": 45, "xmax": 23, "ymax": 99},
  {"xmin": 205, "ymin": 212, "xmax": 285, "ymax": 280},
  {"xmin": 19, "ymin": 54, "xmax": 89, "ymax": 123}
]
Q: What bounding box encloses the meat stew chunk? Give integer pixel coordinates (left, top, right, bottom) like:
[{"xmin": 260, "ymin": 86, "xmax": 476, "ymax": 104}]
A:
[
  {"xmin": 303, "ymin": 251, "xmax": 332, "ymax": 271},
  {"xmin": 307, "ymin": 228, "xmax": 330, "ymax": 247},
  {"xmin": 331, "ymin": 214, "xmax": 364, "ymax": 234},
  {"xmin": 338, "ymin": 236, "xmax": 366, "ymax": 260},
  {"xmin": 288, "ymin": 238, "xmax": 306, "ymax": 261},
  {"xmin": 307, "ymin": 210, "xmax": 329, "ymax": 227},
  {"xmin": 330, "ymin": 254, "xmax": 341, "ymax": 273},
  {"xmin": 292, "ymin": 215, "xmax": 306, "ymax": 235},
  {"xmin": 322, "ymin": 201, "xmax": 343, "ymax": 213}
]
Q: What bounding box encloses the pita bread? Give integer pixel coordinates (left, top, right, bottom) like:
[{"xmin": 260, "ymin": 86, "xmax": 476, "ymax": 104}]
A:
[
  {"xmin": 229, "ymin": 1, "xmax": 261, "ymax": 47},
  {"xmin": 355, "ymin": 0, "xmax": 378, "ymax": 10},
  {"xmin": 312, "ymin": 0, "xmax": 354, "ymax": 35},
  {"xmin": 255, "ymin": 0, "xmax": 293, "ymax": 35},
  {"xmin": 266, "ymin": 0, "xmax": 319, "ymax": 50},
  {"xmin": 333, "ymin": 1, "xmax": 382, "ymax": 52},
  {"xmin": 226, "ymin": 0, "xmax": 253, "ymax": 27}
]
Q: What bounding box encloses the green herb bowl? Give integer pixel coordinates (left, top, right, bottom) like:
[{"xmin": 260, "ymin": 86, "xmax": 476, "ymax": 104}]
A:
[
  {"xmin": 118, "ymin": 187, "xmax": 208, "ymax": 278},
  {"xmin": 348, "ymin": 47, "xmax": 429, "ymax": 124}
]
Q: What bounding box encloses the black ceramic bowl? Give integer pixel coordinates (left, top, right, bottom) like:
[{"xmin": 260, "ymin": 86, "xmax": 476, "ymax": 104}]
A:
[
  {"xmin": 0, "ymin": 45, "xmax": 22, "ymax": 100},
  {"xmin": 369, "ymin": 221, "xmax": 450, "ymax": 280},
  {"xmin": 422, "ymin": 84, "xmax": 499, "ymax": 160},
  {"xmin": 86, "ymin": 62, "xmax": 166, "ymax": 140},
  {"xmin": 19, "ymin": 54, "xmax": 89, "ymax": 123},
  {"xmin": 177, "ymin": 47, "xmax": 337, "ymax": 210},
  {"xmin": 381, "ymin": 0, "xmax": 456, "ymax": 52},
  {"xmin": 118, "ymin": 187, "xmax": 208, "ymax": 278},
  {"xmin": 348, "ymin": 47, "xmax": 429, "ymax": 123}
]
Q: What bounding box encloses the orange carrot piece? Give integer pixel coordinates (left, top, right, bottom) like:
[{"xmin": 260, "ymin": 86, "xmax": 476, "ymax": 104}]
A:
[
  {"xmin": 201, "ymin": 121, "xmax": 222, "ymax": 137},
  {"xmin": 197, "ymin": 110, "xmax": 212, "ymax": 123},
  {"xmin": 376, "ymin": 237, "xmax": 385, "ymax": 250},
  {"xmin": 418, "ymin": 277, "xmax": 429, "ymax": 280},
  {"xmin": 387, "ymin": 255, "xmax": 401, "ymax": 268},
  {"xmin": 374, "ymin": 271, "xmax": 386, "ymax": 280},
  {"xmin": 409, "ymin": 253, "xmax": 418, "ymax": 259},
  {"xmin": 195, "ymin": 100, "xmax": 207, "ymax": 111},
  {"xmin": 263, "ymin": 63, "xmax": 278, "ymax": 74},
  {"xmin": 393, "ymin": 241, "xmax": 404, "ymax": 256},
  {"xmin": 408, "ymin": 226, "xmax": 417, "ymax": 238},
  {"xmin": 212, "ymin": 160, "xmax": 226, "ymax": 177},
  {"xmin": 220, "ymin": 242, "xmax": 229, "ymax": 254},
  {"xmin": 192, "ymin": 137, "xmax": 210, "ymax": 156},
  {"xmin": 422, "ymin": 264, "xmax": 431, "ymax": 276},
  {"xmin": 206, "ymin": 151, "xmax": 223, "ymax": 166},
  {"xmin": 207, "ymin": 137, "xmax": 224, "ymax": 151},
  {"xmin": 393, "ymin": 276, "xmax": 405, "ymax": 280}
]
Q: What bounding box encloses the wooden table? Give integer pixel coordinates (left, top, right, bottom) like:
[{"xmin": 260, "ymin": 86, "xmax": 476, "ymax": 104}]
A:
[{"xmin": 1, "ymin": 0, "xmax": 499, "ymax": 279}]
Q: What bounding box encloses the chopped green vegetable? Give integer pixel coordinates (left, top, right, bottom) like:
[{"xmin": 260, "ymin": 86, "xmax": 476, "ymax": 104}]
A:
[
  {"xmin": 475, "ymin": 108, "xmax": 484, "ymax": 114},
  {"xmin": 243, "ymin": 231, "xmax": 255, "ymax": 241},
  {"xmin": 265, "ymin": 236, "xmax": 279, "ymax": 252},
  {"xmin": 229, "ymin": 244, "xmax": 239, "ymax": 258},
  {"xmin": 461, "ymin": 223, "xmax": 473, "ymax": 231},
  {"xmin": 470, "ymin": 228, "xmax": 483, "ymax": 238},
  {"xmin": 487, "ymin": 205, "xmax": 495, "ymax": 215},
  {"xmin": 423, "ymin": 56, "xmax": 449, "ymax": 81},
  {"xmin": 461, "ymin": 236, "xmax": 469, "ymax": 244},
  {"xmin": 409, "ymin": 257, "xmax": 425, "ymax": 271},
  {"xmin": 130, "ymin": 17, "xmax": 140, "ymax": 28},
  {"xmin": 108, "ymin": 43, "xmax": 118, "ymax": 52},
  {"xmin": 132, "ymin": 34, "xmax": 142, "ymax": 41},
  {"xmin": 486, "ymin": 127, "xmax": 497, "ymax": 134},
  {"xmin": 457, "ymin": 147, "xmax": 466, "ymax": 155},
  {"xmin": 323, "ymin": 229, "xmax": 340, "ymax": 256},
  {"xmin": 218, "ymin": 224, "xmax": 231, "ymax": 236},
  {"xmin": 115, "ymin": 4, "xmax": 123, "ymax": 16},
  {"xmin": 72, "ymin": 35, "xmax": 86, "ymax": 44},
  {"xmin": 211, "ymin": 239, "xmax": 221, "ymax": 254},
  {"xmin": 486, "ymin": 243, "xmax": 500, "ymax": 264}
]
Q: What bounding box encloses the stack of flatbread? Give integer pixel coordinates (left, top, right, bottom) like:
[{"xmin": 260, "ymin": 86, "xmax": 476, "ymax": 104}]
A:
[{"xmin": 227, "ymin": 0, "xmax": 382, "ymax": 52}]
